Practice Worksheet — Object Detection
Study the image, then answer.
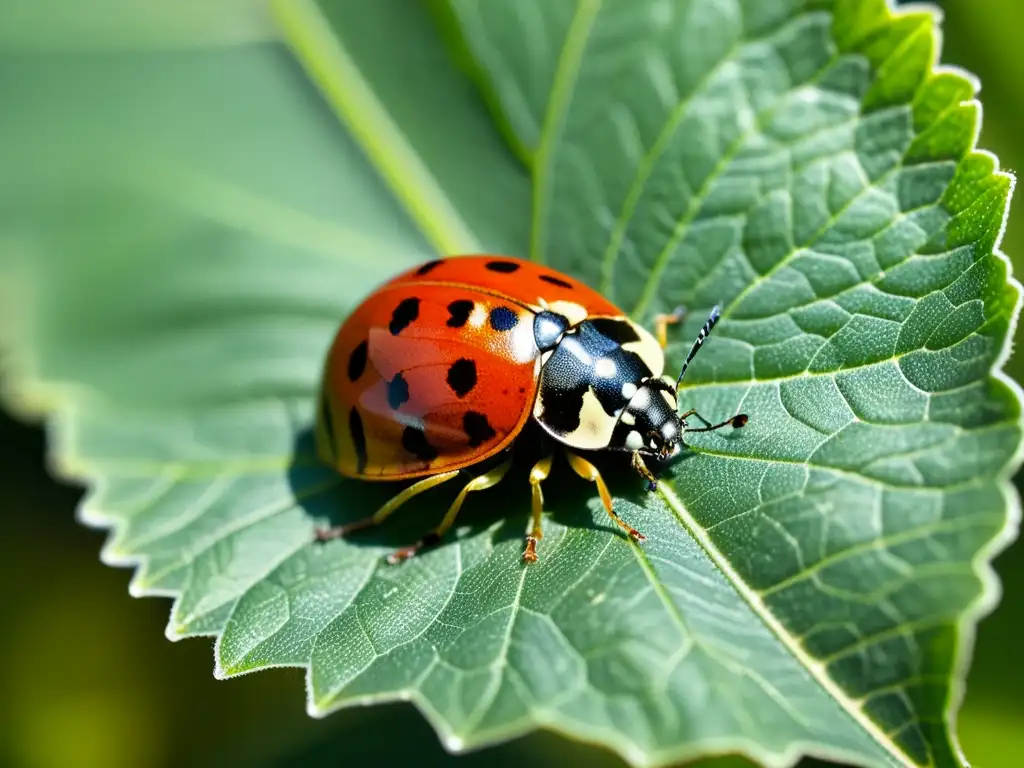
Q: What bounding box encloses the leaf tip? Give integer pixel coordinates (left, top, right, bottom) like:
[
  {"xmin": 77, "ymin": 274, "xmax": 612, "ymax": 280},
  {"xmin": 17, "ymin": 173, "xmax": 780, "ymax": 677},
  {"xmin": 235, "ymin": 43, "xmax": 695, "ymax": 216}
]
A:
[
  {"xmin": 163, "ymin": 621, "xmax": 190, "ymax": 643},
  {"xmin": 212, "ymin": 661, "xmax": 234, "ymax": 681},
  {"xmin": 306, "ymin": 698, "xmax": 332, "ymax": 720},
  {"xmin": 442, "ymin": 734, "xmax": 466, "ymax": 754}
]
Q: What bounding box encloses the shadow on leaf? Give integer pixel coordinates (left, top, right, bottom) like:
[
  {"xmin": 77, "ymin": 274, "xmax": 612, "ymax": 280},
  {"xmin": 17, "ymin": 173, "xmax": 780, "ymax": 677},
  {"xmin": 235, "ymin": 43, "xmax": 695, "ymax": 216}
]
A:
[{"xmin": 284, "ymin": 421, "xmax": 674, "ymax": 567}]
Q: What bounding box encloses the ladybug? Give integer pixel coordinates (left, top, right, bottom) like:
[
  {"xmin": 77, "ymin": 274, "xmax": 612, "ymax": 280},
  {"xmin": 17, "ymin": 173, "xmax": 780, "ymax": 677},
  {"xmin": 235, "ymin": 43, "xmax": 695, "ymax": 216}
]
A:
[{"xmin": 314, "ymin": 255, "xmax": 747, "ymax": 564}]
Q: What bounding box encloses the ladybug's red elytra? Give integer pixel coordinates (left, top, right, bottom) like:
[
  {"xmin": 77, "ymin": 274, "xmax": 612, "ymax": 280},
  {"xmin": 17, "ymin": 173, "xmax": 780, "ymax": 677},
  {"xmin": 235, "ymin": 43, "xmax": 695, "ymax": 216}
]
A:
[{"xmin": 314, "ymin": 255, "xmax": 747, "ymax": 564}]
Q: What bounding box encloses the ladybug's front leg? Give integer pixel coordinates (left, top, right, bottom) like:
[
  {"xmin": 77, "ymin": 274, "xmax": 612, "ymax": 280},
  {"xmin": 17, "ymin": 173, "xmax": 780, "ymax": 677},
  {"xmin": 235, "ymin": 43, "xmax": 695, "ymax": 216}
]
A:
[
  {"xmin": 565, "ymin": 452, "xmax": 646, "ymax": 544},
  {"xmin": 630, "ymin": 451, "xmax": 660, "ymax": 493}
]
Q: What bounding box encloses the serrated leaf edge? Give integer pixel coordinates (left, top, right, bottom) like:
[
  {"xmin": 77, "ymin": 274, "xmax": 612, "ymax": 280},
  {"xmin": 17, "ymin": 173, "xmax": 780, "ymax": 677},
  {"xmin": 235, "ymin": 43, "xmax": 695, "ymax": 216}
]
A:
[{"xmin": 0, "ymin": 1, "xmax": 1019, "ymax": 768}]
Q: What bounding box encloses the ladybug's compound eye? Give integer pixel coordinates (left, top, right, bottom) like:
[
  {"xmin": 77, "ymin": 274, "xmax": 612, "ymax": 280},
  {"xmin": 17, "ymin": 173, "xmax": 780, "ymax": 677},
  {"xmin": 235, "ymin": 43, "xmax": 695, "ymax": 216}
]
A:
[
  {"xmin": 656, "ymin": 428, "xmax": 683, "ymax": 460},
  {"xmin": 533, "ymin": 311, "xmax": 570, "ymax": 351}
]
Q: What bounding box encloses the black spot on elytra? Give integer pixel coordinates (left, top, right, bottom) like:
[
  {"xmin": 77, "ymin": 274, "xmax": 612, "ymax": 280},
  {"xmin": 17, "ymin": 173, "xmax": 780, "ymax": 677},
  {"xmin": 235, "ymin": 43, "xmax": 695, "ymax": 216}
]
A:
[
  {"xmin": 485, "ymin": 260, "xmax": 520, "ymax": 273},
  {"xmin": 446, "ymin": 299, "xmax": 474, "ymax": 328},
  {"xmin": 402, "ymin": 425, "xmax": 438, "ymax": 461},
  {"xmin": 588, "ymin": 317, "xmax": 641, "ymax": 345},
  {"xmin": 540, "ymin": 274, "xmax": 573, "ymax": 289},
  {"xmin": 415, "ymin": 259, "xmax": 443, "ymax": 275},
  {"xmin": 319, "ymin": 392, "xmax": 336, "ymax": 460},
  {"xmin": 489, "ymin": 306, "xmax": 518, "ymax": 331},
  {"xmin": 463, "ymin": 411, "xmax": 497, "ymax": 447},
  {"xmin": 347, "ymin": 340, "xmax": 368, "ymax": 381},
  {"xmin": 349, "ymin": 407, "xmax": 368, "ymax": 473},
  {"xmin": 446, "ymin": 358, "xmax": 477, "ymax": 398},
  {"xmin": 387, "ymin": 372, "xmax": 410, "ymax": 410},
  {"xmin": 389, "ymin": 297, "xmax": 420, "ymax": 335}
]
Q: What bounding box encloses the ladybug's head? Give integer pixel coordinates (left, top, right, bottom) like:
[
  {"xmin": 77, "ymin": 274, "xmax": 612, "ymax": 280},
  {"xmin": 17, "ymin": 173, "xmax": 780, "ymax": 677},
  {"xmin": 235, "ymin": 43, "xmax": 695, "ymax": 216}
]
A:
[
  {"xmin": 610, "ymin": 378, "xmax": 686, "ymax": 461},
  {"xmin": 610, "ymin": 376, "xmax": 749, "ymax": 464},
  {"xmin": 610, "ymin": 304, "xmax": 748, "ymax": 466}
]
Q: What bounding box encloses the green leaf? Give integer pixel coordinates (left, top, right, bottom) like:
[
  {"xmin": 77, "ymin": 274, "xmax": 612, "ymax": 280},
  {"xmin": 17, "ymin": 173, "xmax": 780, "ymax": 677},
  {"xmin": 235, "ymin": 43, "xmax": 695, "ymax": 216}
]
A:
[
  {"xmin": 0, "ymin": 0, "xmax": 278, "ymax": 52},
  {"xmin": 1, "ymin": 1, "xmax": 1019, "ymax": 767}
]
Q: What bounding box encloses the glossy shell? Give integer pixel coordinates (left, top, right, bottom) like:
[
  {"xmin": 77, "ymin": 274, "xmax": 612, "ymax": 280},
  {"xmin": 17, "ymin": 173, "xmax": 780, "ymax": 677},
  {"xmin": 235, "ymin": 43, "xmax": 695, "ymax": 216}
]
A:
[
  {"xmin": 386, "ymin": 254, "xmax": 623, "ymax": 320},
  {"xmin": 317, "ymin": 281, "xmax": 541, "ymax": 479},
  {"xmin": 316, "ymin": 255, "xmax": 667, "ymax": 480}
]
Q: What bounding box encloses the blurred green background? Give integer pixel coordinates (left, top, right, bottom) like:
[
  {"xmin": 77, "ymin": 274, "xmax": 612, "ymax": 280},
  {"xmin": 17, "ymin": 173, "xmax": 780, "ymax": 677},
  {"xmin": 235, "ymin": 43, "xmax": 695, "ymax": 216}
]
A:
[{"xmin": 1, "ymin": 1, "xmax": 1022, "ymax": 767}]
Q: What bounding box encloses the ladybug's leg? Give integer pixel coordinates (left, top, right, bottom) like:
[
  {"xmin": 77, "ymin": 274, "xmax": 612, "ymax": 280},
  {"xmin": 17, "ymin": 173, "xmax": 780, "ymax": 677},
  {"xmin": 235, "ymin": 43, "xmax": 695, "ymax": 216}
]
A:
[
  {"xmin": 630, "ymin": 451, "xmax": 660, "ymax": 492},
  {"xmin": 387, "ymin": 458, "xmax": 512, "ymax": 565},
  {"xmin": 314, "ymin": 470, "xmax": 460, "ymax": 542},
  {"xmin": 523, "ymin": 455, "xmax": 554, "ymax": 563},
  {"xmin": 565, "ymin": 452, "xmax": 646, "ymax": 543},
  {"xmin": 652, "ymin": 305, "xmax": 687, "ymax": 348}
]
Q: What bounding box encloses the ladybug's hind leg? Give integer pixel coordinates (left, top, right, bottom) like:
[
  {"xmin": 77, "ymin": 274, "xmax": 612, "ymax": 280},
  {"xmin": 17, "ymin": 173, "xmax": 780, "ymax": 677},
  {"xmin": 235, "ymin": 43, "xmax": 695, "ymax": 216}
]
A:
[
  {"xmin": 523, "ymin": 454, "xmax": 553, "ymax": 563},
  {"xmin": 314, "ymin": 470, "xmax": 460, "ymax": 542},
  {"xmin": 387, "ymin": 458, "xmax": 513, "ymax": 565},
  {"xmin": 566, "ymin": 452, "xmax": 646, "ymax": 544}
]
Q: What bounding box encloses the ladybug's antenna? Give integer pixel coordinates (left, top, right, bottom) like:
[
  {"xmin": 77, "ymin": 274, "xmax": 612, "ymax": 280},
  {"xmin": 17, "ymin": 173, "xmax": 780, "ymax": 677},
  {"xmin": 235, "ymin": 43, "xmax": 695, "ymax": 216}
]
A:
[{"xmin": 675, "ymin": 305, "xmax": 721, "ymax": 389}]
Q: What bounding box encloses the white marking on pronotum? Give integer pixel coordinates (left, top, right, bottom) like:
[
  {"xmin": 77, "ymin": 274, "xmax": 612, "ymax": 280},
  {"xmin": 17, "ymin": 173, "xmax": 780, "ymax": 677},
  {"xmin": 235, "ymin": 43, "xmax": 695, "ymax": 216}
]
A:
[
  {"xmin": 630, "ymin": 387, "xmax": 650, "ymax": 409},
  {"xmin": 621, "ymin": 382, "xmax": 638, "ymax": 399},
  {"xmin": 620, "ymin": 412, "xmax": 636, "ymax": 426},
  {"xmin": 661, "ymin": 421, "xmax": 677, "ymax": 439},
  {"xmin": 625, "ymin": 430, "xmax": 644, "ymax": 450},
  {"xmin": 562, "ymin": 335, "xmax": 593, "ymax": 366},
  {"xmin": 576, "ymin": 390, "xmax": 614, "ymax": 445},
  {"xmin": 622, "ymin": 321, "xmax": 665, "ymax": 377}
]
